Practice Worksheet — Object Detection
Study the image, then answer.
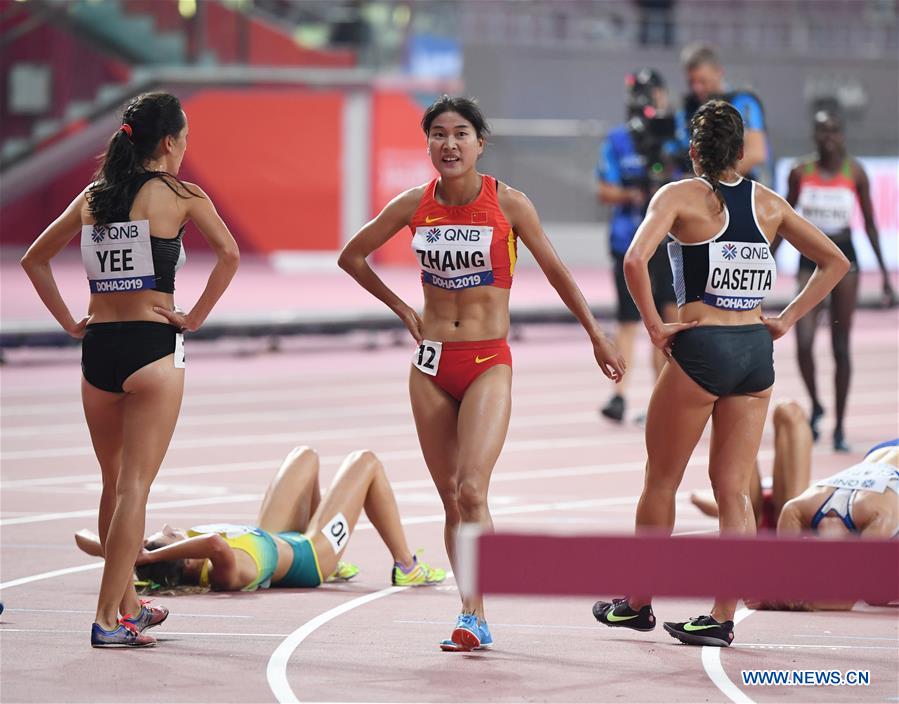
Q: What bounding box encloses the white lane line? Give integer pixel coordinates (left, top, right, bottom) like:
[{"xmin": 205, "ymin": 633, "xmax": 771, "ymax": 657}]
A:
[
  {"xmin": 0, "ymin": 423, "xmax": 847, "ymax": 490},
  {"xmin": 790, "ymin": 634, "xmax": 898, "ymax": 642},
  {"xmin": 0, "ymin": 412, "xmax": 607, "ymax": 460},
  {"xmin": 5, "ymin": 608, "xmax": 252, "ymax": 619},
  {"xmin": 0, "ymin": 493, "xmax": 650, "ymax": 589},
  {"xmin": 393, "ymin": 621, "xmax": 899, "ymax": 645},
  {"xmin": 0, "ymin": 562, "xmax": 104, "ymax": 591},
  {"xmin": 0, "ymin": 628, "xmax": 290, "ymax": 638},
  {"xmin": 396, "ymin": 619, "xmax": 598, "ymax": 631},
  {"xmin": 1, "ymin": 436, "xmax": 645, "ymax": 489},
  {"xmin": 735, "ymin": 643, "xmax": 899, "ymax": 651},
  {"xmin": 6, "ymin": 394, "xmax": 895, "ymax": 461},
  {"xmin": 267, "ymin": 586, "xmax": 408, "ymax": 704},
  {"xmin": 0, "ymin": 493, "xmax": 262, "ymax": 527},
  {"xmin": 702, "ymin": 607, "xmax": 756, "ymax": 704},
  {"xmin": 2, "ymin": 457, "xmax": 668, "ymax": 526},
  {"xmin": 265, "ymin": 492, "xmax": 685, "ymax": 703},
  {"xmin": 0, "ymin": 387, "xmax": 619, "ymax": 437}
]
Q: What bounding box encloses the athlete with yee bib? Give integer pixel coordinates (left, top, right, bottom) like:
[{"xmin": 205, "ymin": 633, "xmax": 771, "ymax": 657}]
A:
[
  {"xmin": 591, "ymin": 100, "xmax": 849, "ymax": 648},
  {"xmin": 21, "ymin": 92, "xmax": 239, "ymax": 648},
  {"xmin": 339, "ymin": 95, "xmax": 625, "ymax": 652}
]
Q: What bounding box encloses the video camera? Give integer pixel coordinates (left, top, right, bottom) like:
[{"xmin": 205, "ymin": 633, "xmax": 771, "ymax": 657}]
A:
[{"xmin": 625, "ymin": 68, "xmax": 677, "ymax": 195}]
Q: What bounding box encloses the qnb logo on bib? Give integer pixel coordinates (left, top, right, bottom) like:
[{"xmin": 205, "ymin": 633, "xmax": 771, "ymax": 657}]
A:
[
  {"xmin": 81, "ymin": 219, "xmax": 157, "ymax": 294},
  {"xmin": 704, "ymin": 241, "xmax": 776, "ymax": 311},
  {"xmin": 412, "ymin": 224, "xmax": 494, "ymax": 290}
]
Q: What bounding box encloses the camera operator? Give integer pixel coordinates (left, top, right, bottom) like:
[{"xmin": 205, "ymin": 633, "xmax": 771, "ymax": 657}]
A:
[
  {"xmin": 595, "ymin": 68, "xmax": 679, "ymax": 423},
  {"xmin": 675, "ymin": 43, "xmax": 772, "ymax": 184}
]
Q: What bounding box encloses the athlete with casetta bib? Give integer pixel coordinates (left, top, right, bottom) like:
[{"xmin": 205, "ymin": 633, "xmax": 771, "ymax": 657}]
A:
[
  {"xmin": 591, "ymin": 100, "xmax": 848, "ymax": 648},
  {"xmin": 340, "ymin": 95, "xmax": 624, "ymax": 652}
]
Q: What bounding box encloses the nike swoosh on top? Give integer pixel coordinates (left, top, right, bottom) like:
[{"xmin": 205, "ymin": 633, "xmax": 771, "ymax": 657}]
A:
[
  {"xmin": 425, "ymin": 216, "xmax": 446, "ymax": 224},
  {"xmin": 682, "ymin": 623, "xmax": 719, "ymax": 632},
  {"xmin": 475, "ymin": 354, "xmax": 499, "ymax": 364},
  {"xmin": 606, "ymin": 612, "xmax": 639, "ymax": 622}
]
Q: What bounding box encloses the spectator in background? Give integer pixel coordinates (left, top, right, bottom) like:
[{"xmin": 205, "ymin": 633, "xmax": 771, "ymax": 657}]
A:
[
  {"xmin": 596, "ymin": 69, "xmax": 678, "ymax": 423},
  {"xmin": 675, "ymin": 43, "xmax": 772, "ymax": 184}
]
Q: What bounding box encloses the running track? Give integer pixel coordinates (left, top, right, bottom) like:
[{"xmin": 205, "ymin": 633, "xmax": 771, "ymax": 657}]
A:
[{"xmin": 1, "ymin": 313, "xmax": 897, "ymax": 703}]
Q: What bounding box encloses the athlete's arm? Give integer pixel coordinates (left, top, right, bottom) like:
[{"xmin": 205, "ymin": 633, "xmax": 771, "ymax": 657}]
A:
[
  {"xmin": 734, "ymin": 95, "xmax": 767, "ymax": 177},
  {"xmin": 737, "ymin": 129, "xmax": 766, "ymax": 177},
  {"xmin": 775, "ymin": 499, "xmax": 805, "ymax": 536},
  {"xmin": 504, "ymin": 186, "xmax": 625, "ymax": 381},
  {"xmin": 854, "ymin": 161, "xmax": 896, "ymax": 307},
  {"xmin": 338, "ymin": 188, "xmax": 425, "ymax": 342},
  {"xmin": 20, "ymin": 189, "xmax": 90, "ymax": 338},
  {"xmin": 760, "ymin": 188, "xmax": 850, "ymax": 340},
  {"xmin": 136, "ymin": 533, "xmax": 239, "ymax": 589},
  {"xmin": 771, "ymin": 165, "xmax": 803, "ymax": 255},
  {"xmin": 153, "ymin": 183, "xmax": 240, "ymax": 332},
  {"xmin": 596, "ymin": 138, "xmax": 643, "ymax": 206},
  {"xmin": 74, "ymin": 529, "xmax": 105, "ymax": 557},
  {"xmin": 623, "ymin": 184, "xmax": 697, "ymax": 354}
]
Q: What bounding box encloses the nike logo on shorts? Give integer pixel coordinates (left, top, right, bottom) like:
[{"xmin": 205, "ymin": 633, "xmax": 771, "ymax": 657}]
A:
[{"xmin": 475, "ymin": 354, "xmax": 499, "ymax": 364}]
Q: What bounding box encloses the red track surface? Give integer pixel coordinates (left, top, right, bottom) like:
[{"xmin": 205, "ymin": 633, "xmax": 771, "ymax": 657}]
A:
[{"xmin": 1, "ymin": 313, "xmax": 897, "ymax": 703}]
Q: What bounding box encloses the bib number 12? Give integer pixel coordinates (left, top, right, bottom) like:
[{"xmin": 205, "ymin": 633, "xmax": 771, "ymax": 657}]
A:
[{"xmin": 413, "ymin": 340, "xmax": 442, "ymax": 377}]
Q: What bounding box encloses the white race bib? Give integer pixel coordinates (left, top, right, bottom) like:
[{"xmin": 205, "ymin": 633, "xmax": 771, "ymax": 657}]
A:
[
  {"xmin": 412, "ymin": 340, "xmax": 442, "ymax": 377},
  {"xmin": 704, "ymin": 241, "xmax": 776, "ymax": 310},
  {"xmin": 321, "ymin": 513, "xmax": 350, "ymax": 554},
  {"xmin": 174, "ymin": 333, "xmax": 186, "ymax": 369},
  {"xmin": 816, "ymin": 462, "xmax": 899, "ymax": 494},
  {"xmin": 81, "ymin": 220, "xmax": 156, "ymax": 293},
  {"xmin": 412, "ymin": 224, "xmax": 494, "ymax": 290},
  {"xmin": 797, "ymin": 185, "xmax": 856, "ymax": 235}
]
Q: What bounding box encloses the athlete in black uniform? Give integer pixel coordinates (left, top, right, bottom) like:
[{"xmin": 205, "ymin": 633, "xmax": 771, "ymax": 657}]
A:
[
  {"xmin": 591, "ymin": 100, "xmax": 848, "ymax": 647},
  {"xmin": 22, "ymin": 92, "xmax": 239, "ymax": 647}
]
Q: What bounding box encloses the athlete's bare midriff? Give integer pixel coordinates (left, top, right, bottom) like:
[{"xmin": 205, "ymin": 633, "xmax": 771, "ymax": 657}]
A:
[{"xmin": 420, "ymin": 285, "xmax": 511, "ymax": 342}]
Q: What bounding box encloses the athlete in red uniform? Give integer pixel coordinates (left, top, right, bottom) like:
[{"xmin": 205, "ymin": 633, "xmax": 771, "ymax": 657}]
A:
[
  {"xmin": 783, "ymin": 105, "xmax": 896, "ymax": 451},
  {"xmin": 339, "ymin": 95, "xmax": 624, "ymax": 651}
]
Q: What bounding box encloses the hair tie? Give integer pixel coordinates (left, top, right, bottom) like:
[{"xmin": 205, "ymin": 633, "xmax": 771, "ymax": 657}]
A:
[{"xmin": 119, "ymin": 123, "xmax": 133, "ymax": 140}]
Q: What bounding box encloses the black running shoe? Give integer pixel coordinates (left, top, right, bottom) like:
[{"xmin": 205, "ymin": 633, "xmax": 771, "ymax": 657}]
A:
[
  {"xmin": 810, "ymin": 401, "xmax": 824, "ymax": 442},
  {"xmin": 600, "ymin": 395, "xmax": 625, "ymax": 423},
  {"xmin": 663, "ymin": 615, "xmax": 734, "ymax": 647},
  {"xmin": 833, "ymin": 428, "xmax": 851, "ymax": 453},
  {"xmin": 592, "ymin": 598, "xmax": 655, "ymax": 631}
]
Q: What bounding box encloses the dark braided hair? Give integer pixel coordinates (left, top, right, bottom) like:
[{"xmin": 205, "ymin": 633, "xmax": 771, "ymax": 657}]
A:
[
  {"xmin": 87, "ymin": 92, "xmax": 199, "ymax": 225},
  {"xmin": 690, "ymin": 99, "xmax": 744, "ymax": 212}
]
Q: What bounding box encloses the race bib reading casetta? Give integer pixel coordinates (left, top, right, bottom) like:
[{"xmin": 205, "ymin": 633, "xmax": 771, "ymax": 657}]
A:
[
  {"xmin": 412, "ymin": 224, "xmax": 493, "ymax": 290},
  {"xmin": 704, "ymin": 241, "xmax": 776, "ymax": 310},
  {"xmin": 81, "ymin": 220, "xmax": 155, "ymax": 293}
]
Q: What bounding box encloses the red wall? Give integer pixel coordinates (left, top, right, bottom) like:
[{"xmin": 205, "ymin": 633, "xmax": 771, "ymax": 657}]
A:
[
  {"xmin": 180, "ymin": 88, "xmax": 343, "ymax": 253},
  {"xmin": 1, "ymin": 87, "xmax": 344, "ymax": 255}
]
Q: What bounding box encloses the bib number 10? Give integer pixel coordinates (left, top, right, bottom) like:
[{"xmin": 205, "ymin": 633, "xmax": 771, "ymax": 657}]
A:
[{"xmin": 413, "ymin": 340, "xmax": 442, "ymax": 377}]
